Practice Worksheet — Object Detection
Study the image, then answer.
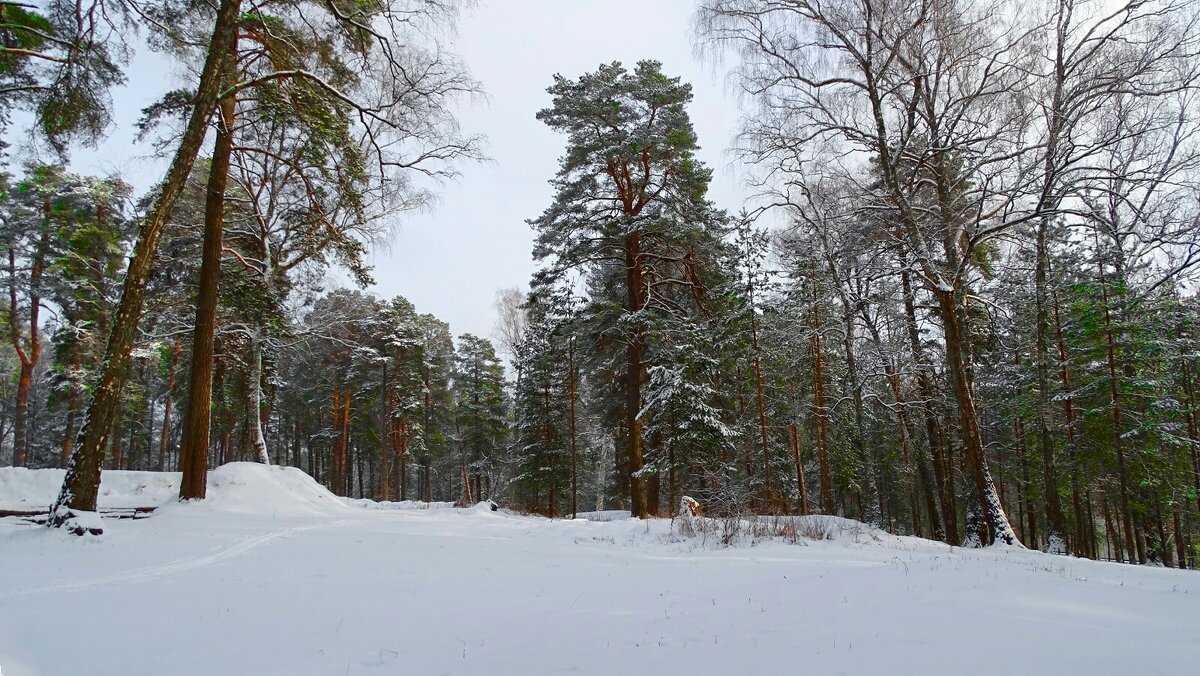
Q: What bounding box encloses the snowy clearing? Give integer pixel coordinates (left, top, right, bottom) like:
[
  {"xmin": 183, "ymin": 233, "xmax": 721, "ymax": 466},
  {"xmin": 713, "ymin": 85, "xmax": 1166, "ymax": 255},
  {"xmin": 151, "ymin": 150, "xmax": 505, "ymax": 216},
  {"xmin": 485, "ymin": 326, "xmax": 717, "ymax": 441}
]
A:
[{"xmin": 1, "ymin": 464, "xmax": 1196, "ymax": 676}]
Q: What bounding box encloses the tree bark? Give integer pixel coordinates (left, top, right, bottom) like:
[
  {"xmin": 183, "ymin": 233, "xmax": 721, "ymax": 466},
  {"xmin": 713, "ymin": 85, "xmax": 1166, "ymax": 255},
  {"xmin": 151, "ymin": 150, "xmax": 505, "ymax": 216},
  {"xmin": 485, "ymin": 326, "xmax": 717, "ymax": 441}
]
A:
[
  {"xmin": 624, "ymin": 230, "xmax": 649, "ymax": 517},
  {"xmin": 330, "ymin": 389, "xmax": 351, "ymax": 496},
  {"xmin": 935, "ymin": 289, "xmax": 1020, "ymax": 546},
  {"xmin": 748, "ymin": 286, "xmax": 773, "ymax": 508},
  {"xmin": 178, "ymin": 89, "xmax": 237, "ymax": 500},
  {"xmin": 50, "ymin": 0, "xmax": 243, "ymax": 529},
  {"xmin": 8, "ymin": 201, "xmax": 49, "ymax": 467},
  {"xmin": 568, "ymin": 336, "xmax": 578, "ymax": 518},
  {"xmin": 809, "ymin": 284, "xmax": 834, "ymax": 514}
]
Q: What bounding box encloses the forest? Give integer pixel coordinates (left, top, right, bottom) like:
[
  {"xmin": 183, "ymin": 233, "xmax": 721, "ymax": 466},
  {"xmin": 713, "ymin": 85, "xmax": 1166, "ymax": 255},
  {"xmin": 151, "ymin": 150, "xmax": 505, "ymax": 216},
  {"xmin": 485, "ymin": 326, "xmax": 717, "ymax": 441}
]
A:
[{"xmin": 2, "ymin": 0, "xmax": 1199, "ymax": 572}]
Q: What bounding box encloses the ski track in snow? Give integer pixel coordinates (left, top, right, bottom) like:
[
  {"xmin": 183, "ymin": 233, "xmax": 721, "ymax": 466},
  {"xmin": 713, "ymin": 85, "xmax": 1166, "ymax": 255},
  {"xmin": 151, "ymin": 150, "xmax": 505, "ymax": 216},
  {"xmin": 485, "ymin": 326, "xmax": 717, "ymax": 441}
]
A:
[{"xmin": 1, "ymin": 518, "xmax": 359, "ymax": 598}]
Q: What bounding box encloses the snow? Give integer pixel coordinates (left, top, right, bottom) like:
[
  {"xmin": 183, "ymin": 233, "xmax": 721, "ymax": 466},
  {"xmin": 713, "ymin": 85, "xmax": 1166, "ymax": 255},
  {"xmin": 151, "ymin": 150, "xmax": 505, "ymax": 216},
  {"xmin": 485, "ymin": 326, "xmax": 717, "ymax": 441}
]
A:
[
  {"xmin": 0, "ymin": 466, "xmax": 180, "ymax": 511},
  {"xmin": 1, "ymin": 465, "xmax": 1197, "ymax": 675}
]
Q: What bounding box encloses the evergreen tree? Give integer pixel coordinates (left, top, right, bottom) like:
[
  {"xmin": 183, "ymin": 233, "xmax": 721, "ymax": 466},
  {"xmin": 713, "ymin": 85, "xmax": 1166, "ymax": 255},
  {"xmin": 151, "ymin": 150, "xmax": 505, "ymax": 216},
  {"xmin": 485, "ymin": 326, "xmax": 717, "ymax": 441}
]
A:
[{"xmin": 530, "ymin": 60, "xmax": 734, "ymax": 517}]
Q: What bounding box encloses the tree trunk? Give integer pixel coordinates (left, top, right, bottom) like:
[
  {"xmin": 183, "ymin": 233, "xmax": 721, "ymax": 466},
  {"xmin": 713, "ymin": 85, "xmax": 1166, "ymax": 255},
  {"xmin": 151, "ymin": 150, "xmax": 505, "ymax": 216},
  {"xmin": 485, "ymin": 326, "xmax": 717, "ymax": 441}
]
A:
[
  {"xmin": 901, "ymin": 263, "xmax": 958, "ymax": 544},
  {"xmin": 749, "ymin": 300, "xmax": 773, "ymax": 508},
  {"xmin": 354, "ymin": 441, "xmax": 364, "ymax": 499},
  {"xmin": 1099, "ymin": 270, "xmax": 1139, "ymax": 563},
  {"xmin": 1035, "ymin": 215, "xmax": 1069, "ymax": 553},
  {"xmin": 935, "ymin": 288, "xmax": 1020, "ymax": 546},
  {"xmin": 292, "ymin": 417, "xmax": 302, "ymax": 468},
  {"xmin": 1173, "ymin": 510, "xmax": 1187, "ymax": 569},
  {"xmin": 378, "ymin": 368, "xmax": 391, "ymax": 501},
  {"xmin": 248, "ymin": 332, "xmax": 270, "ymax": 464},
  {"xmin": 624, "ymin": 231, "xmax": 648, "ymax": 517},
  {"xmin": 838, "ymin": 293, "xmax": 875, "ymax": 523},
  {"xmin": 1182, "ymin": 361, "xmax": 1200, "ymax": 518},
  {"xmin": 8, "ymin": 207, "xmax": 49, "ymax": 467},
  {"xmin": 12, "ymin": 362, "xmax": 33, "ymax": 467},
  {"xmin": 330, "ymin": 389, "xmax": 351, "ymax": 496},
  {"xmin": 568, "ymin": 337, "xmax": 578, "ymax": 518},
  {"xmin": 50, "ymin": 0, "xmax": 243, "ymax": 530},
  {"xmin": 59, "ymin": 356, "xmax": 79, "ymax": 469},
  {"xmin": 399, "ymin": 422, "xmax": 407, "ymax": 501},
  {"xmin": 809, "ymin": 286, "xmax": 834, "ymax": 514},
  {"xmin": 1015, "ymin": 413, "xmax": 1037, "ymax": 549},
  {"xmin": 1102, "ymin": 491, "xmax": 1119, "ymax": 560},
  {"xmin": 1051, "ymin": 278, "xmax": 1088, "ymax": 557},
  {"xmin": 178, "ymin": 89, "xmax": 237, "ymax": 501},
  {"xmin": 789, "ymin": 421, "xmax": 809, "ymax": 515},
  {"xmin": 157, "ymin": 338, "xmax": 181, "ymax": 472}
]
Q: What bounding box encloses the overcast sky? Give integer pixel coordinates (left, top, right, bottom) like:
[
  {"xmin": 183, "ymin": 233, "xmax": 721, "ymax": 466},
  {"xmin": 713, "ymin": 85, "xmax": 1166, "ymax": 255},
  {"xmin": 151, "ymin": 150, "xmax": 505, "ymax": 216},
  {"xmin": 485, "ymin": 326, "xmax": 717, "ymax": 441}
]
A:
[{"xmin": 65, "ymin": 0, "xmax": 749, "ymax": 343}]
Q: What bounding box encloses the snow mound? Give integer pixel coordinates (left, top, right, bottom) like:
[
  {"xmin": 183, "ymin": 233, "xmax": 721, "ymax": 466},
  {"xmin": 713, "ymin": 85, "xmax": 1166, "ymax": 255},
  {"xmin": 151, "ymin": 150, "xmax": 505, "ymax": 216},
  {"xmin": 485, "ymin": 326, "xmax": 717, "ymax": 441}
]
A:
[
  {"xmin": 0, "ymin": 467, "xmax": 180, "ymax": 511},
  {"xmin": 1, "ymin": 465, "xmax": 348, "ymax": 518},
  {"xmin": 160, "ymin": 463, "xmax": 351, "ymax": 517}
]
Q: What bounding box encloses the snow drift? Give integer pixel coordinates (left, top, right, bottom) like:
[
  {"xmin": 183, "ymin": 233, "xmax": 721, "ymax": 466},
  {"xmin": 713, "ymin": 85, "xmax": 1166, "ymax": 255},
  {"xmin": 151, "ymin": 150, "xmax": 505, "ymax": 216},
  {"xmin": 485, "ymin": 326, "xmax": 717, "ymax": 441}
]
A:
[
  {"xmin": 0, "ymin": 466, "xmax": 180, "ymax": 511},
  {"xmin": 0, "ymin": 463, "xmax": 350, "ymax": 517},
  {"xmin": 158, "ymin": 463, "xmax": 352, "ymax": 517}
]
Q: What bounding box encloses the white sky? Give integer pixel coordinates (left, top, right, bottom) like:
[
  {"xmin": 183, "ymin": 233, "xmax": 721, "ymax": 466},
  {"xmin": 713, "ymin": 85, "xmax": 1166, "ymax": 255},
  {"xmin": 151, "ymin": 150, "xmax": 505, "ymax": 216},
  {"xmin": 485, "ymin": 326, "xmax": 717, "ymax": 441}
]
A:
[{"xmin": 63, "ymin": 0, "xmax": 749, "ymax": 342}]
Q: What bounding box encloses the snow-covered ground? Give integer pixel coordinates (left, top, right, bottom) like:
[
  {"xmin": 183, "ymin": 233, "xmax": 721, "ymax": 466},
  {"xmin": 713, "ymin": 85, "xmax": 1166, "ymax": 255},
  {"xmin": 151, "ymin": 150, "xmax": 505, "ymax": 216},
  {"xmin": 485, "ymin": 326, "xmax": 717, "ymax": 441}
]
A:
[{"xmin": 1, "ymin": 464, "xmax": 1196, "ymax": 675}]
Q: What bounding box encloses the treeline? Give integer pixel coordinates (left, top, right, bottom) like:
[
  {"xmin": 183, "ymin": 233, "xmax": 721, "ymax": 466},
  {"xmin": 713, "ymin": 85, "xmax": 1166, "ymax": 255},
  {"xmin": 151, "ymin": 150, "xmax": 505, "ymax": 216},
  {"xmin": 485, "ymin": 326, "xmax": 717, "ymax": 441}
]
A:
[{"xmin": 508, "ymin": 0, "xmax": 1200, "ymax": 567}]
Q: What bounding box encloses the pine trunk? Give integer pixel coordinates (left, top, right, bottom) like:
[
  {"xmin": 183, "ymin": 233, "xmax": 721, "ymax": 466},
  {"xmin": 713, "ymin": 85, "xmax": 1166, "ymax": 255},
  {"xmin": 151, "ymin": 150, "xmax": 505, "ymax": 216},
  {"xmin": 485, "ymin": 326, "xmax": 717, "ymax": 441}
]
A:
[
  {"xmin": 378, "ymin": 370, "xmax": 391, "ymax": 502},
  {"xmin": 624, "ymin": 231, "xmax": 648, "ymax": 517},
  {"xmin": 568, "ymin": 338, "xmax": 578, "ymax": 518},
  {"xmin": 809, "ymin": 288, "xmax": 834, "ymax": 514},
  {"xmin": 789, "ymin": 422, "xmax": 809, "ymax": 515},
  {"xmin": 330, "ymin": 389, "xmax": 351, "ymax": 496},
  {"xmin": 12, "ymin": 363, "xmax": 32, "ymax": 467},
  {"xmin": 178, "ymin": 91, "xmax": 237, "ymax": 500},
  {"xmin": 749, "ymin": 305, "xmax": 772, "ymax": 508}
]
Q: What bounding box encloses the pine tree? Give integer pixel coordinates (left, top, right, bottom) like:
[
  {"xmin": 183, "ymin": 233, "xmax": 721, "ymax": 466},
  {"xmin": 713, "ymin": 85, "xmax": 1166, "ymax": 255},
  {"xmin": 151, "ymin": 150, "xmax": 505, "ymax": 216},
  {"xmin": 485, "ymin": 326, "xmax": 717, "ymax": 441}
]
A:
[{"xmin": 530, "ymin": 60, "xmax": 732, "ymax": 517}]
